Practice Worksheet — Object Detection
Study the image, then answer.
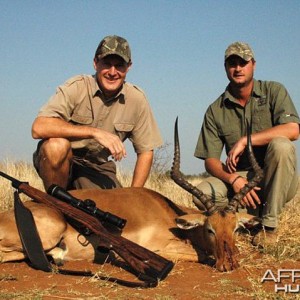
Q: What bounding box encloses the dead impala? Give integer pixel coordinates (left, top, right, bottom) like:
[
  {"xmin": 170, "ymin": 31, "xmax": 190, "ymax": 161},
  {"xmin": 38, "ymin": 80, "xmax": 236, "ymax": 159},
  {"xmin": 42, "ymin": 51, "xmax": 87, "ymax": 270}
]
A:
[{"xmin": 0, "ymin": 119, "xmax": 262, "ymax": 272}]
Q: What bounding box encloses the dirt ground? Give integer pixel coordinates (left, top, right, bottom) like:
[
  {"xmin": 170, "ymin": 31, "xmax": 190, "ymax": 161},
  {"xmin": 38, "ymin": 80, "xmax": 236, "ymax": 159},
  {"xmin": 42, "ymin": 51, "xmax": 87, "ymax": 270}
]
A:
[{"xmin": 0, "ymin": 246, "xmax": 299, "ymax": 300}]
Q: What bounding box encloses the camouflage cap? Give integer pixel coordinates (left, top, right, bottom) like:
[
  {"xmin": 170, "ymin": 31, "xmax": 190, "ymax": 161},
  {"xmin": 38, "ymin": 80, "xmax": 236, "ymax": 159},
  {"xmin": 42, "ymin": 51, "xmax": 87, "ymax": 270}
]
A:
[
  {"xmin": 224, "ymin": 42, "xmax": 255, "ymax": 62},
  {"xmin": 95, "ymin": 35, "xmax": 131, "ymax": 63}
]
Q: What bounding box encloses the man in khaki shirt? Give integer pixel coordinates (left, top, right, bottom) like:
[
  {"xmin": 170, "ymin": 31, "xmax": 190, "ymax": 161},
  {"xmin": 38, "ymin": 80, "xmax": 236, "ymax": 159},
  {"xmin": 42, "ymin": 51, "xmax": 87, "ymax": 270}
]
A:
[{"xmin": 32, "ymin": 35, "xmax": 163, "ymax": 191}]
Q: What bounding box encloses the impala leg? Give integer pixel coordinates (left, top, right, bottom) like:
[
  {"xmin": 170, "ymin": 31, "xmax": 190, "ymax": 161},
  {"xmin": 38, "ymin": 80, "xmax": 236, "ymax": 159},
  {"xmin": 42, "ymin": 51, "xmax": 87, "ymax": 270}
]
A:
[
  {"xmin": 0, "ymin": 250, "xmax": 26, "ymax": 263},
  {"xmin": 159, "ymin": 241, "xmax": 206, "ymax": 262},
  {"xmin": 160, "ymin": 251, "xmax": 200, "ymax": 262}
]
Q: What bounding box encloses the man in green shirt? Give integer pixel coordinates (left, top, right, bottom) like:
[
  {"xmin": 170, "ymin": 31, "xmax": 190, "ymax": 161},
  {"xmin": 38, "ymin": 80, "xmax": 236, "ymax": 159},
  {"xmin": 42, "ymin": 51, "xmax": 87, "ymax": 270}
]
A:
[{"xmin": 194, "ymin": 41, "xmax": 299, "ymax": 247}]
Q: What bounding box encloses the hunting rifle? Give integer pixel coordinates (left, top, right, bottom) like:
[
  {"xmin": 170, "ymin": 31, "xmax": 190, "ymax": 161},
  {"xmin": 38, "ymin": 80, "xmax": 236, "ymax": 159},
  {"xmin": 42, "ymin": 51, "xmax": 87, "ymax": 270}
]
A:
[{"xmin": 0, "ymin": 171, "xmax": 174, "ymax": 287}]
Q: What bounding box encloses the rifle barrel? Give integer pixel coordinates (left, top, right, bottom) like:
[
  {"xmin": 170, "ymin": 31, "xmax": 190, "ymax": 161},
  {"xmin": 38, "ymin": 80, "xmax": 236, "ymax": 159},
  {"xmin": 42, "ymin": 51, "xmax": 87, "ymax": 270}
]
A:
[{"xmin": 0, "ymin": 170, "xmax": 23, "ymax": 189}]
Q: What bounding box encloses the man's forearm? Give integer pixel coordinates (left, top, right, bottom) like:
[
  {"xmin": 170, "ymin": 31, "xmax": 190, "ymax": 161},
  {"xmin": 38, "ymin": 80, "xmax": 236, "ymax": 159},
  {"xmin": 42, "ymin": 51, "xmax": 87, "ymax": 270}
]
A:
[
  {"xmin": 31, "ymin": 116, "xmax": 96, "ymax": 140},
  {"xmin": 250, "ymin": 122, "xmax": 299, "ymax": 146},
  {"xmin": 205, "ymin": 158, "xmax": 239, "ymax": 184},
  {"xmin": 131, "ymin": 151, "xmax": 153, "ymax": 187}
]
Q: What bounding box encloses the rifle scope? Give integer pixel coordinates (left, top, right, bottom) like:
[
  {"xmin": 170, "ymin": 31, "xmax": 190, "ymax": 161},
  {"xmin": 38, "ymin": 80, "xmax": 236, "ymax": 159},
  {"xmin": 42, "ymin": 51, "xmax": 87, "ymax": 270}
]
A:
[{"xmin": 47, "ymin": 185, "xmax": 126, "ymax": 229}]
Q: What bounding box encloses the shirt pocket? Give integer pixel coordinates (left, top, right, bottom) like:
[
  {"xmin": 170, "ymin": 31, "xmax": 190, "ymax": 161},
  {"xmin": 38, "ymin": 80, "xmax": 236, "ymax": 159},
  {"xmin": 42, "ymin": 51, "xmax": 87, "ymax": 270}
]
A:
[
  {"xmin": 114, "ymin": 123, "xmax": 134, "ymax": 141},
  {"xmin": 218, "ymin": 128, "xmax": 240, "ymax": 153},
  {"xmin": 252, "ymin": 104, "xmax": 273, "ymax": 131},
  {"xmin": 70, "ymin": 114, "xmax": 93, "ymax": 125}
]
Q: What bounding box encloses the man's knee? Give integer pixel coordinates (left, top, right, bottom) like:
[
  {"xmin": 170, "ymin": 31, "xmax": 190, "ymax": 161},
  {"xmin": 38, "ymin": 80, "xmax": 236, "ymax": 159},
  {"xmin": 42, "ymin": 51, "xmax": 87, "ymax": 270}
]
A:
[
  {"xmin": 195, "ymin": 180, "xmax": 214, "ymax": 196},
  {"xmin": 268, "ymin": 137, "xmax": 295, "ymax": 156},
  {"xmin": 39, "ymin": 138, "xmax": 72, "ymax": 167},
  {"xmin": 192, "ymin": 178, "xmax": 229, "ymax": 208},
  {"xmin": 265, "ymin": 137, "xmax": 296, "ymax": 166}
]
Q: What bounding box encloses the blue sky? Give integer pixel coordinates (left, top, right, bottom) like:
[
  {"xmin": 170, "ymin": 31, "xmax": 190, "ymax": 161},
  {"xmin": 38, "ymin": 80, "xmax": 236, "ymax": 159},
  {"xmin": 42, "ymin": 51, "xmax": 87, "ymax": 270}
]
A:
[{"xmin": 1, "ymin": 0, "xmax": 299, "ymax": 175}]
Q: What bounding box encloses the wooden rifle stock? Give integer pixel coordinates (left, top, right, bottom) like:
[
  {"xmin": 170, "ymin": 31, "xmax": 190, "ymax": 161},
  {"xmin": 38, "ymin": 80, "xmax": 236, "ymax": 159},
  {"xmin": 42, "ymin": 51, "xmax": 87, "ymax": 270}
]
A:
[{"xmin": 0, "ymin": 171, "xmax": 173, "ymax": 282}]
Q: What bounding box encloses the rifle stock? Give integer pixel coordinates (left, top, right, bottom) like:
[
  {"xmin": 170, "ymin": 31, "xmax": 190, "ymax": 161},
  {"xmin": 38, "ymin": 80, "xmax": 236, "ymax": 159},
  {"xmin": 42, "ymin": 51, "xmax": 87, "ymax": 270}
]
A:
[{"xmin": 0, "ymin": 171, "xmax": 173, "ymax": 281}]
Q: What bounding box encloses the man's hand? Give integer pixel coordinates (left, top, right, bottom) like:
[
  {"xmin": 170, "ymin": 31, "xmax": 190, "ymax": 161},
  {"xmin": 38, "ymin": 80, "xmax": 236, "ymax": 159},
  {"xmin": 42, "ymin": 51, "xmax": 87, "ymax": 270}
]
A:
[
  {"xmin": 226, "ymin": 137, "xmax": 246, "ymax": 173},
  {"xmin": 93, "ymin": 129, "xmax": 127, "ymax": 161},
  {"xmin": 231, "ymin": 175, "xmax": 261, "ymax": 209}
]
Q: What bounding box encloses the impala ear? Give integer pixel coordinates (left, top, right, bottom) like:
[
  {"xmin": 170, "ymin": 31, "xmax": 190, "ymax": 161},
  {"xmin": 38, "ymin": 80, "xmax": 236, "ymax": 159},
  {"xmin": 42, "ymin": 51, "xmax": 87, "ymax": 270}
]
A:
[{"xmin": 175, "ymin": 214, "xmax": 207, "ymax": 230}]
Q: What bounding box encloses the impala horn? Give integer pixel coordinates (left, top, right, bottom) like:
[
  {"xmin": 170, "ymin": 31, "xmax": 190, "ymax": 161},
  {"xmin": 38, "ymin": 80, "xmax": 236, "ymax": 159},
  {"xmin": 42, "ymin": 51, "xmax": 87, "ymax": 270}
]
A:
[{"xmin": 170, "ymin": 117, "xmax": 218, "ymax": 216}]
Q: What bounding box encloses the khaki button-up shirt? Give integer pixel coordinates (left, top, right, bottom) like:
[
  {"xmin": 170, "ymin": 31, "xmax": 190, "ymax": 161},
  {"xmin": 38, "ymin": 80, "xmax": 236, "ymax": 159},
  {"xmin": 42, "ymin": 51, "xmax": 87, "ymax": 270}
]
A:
[
  {"xmin": 194, "ymin": 79, "xmax": 300, "ymax": 170},
  {"xmin": 38, "ymin": 74, "xmax": 163, "ymax": 163}
]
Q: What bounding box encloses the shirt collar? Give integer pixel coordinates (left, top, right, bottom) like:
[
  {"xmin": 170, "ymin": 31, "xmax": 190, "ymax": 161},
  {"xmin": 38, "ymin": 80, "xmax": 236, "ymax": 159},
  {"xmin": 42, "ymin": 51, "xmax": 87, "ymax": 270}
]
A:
[
  {"xmin": 222, "ymin": 79, "xmax": 262, "ymax": 104},
  {"xmin": 92, "ymin": 74, "xmax": 125, "ymax": 103}
]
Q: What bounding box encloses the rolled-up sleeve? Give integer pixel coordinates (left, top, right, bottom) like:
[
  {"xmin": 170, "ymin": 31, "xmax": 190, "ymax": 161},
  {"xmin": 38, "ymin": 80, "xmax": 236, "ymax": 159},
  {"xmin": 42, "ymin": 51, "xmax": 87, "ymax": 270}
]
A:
[{"xmin": 270, "ymin": 82, "xmax": 300, "ymax": 125}]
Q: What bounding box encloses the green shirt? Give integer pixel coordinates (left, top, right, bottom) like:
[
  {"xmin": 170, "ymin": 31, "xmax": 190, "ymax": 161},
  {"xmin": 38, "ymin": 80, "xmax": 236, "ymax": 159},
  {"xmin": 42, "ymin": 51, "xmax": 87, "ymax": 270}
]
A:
[{"xmin": 194, "ymin": 79, "xmax": 300, "ymax": 170}]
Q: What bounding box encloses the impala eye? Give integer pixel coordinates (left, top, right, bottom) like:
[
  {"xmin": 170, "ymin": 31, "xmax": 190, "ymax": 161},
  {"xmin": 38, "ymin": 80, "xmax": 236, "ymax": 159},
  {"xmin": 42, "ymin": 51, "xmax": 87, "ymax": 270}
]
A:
[{"xmin": 207, "ymin": 228, "xmax": 215, "ymax": 235}]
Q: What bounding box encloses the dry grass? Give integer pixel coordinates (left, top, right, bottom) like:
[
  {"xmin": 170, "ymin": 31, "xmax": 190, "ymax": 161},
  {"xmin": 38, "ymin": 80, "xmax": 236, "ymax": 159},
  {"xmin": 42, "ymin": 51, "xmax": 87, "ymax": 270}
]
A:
[{"xmin": 0, "ymin": 160, "xmax": 44, "ymax": 211}]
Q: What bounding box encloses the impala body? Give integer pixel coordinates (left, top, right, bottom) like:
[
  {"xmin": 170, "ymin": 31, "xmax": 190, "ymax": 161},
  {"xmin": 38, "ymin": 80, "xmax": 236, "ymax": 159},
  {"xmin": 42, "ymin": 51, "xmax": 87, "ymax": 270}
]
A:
[{"xmin": 0, "ymin": 187, "xmax": 259, "ymax": 271}]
